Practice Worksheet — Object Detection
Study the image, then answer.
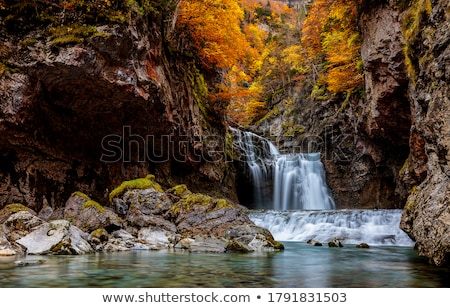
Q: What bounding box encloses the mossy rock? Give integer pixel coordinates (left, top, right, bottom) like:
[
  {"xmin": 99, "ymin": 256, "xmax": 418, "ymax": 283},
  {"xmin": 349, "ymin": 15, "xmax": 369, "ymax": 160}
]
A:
[
  {"xmin": 215, "ymin": 198, "xmax": 234, "ymax": 209},
  {"xmin": 109, "ymin": 174, "xmax": 163, "ymax": 202},
  {"xmin": 0, "ymin": 203, "xmax": 36, "ymax": 224},
  {"xmin": 169, "ymin": 193, "xmax": 215, "ymax": 216},
  {"xmin": 91, "ymin": 228, "xmax": 109, "ymax": 244},
  {"xmin": 226, "ymin": 240, "xmax": 250, "ymax": 253},
  {"xmin": 166, "ymin": 184, "xmax": 191, "ymax": 197},
  {"xmin": 3, "ymin": 203, "xmax": 29, "ymax": 213},
  {"xmin": 82, "ymin": 200, "xmax": 106, "ymax": 213},
  {"xmin": 71, "ymin": 191, "xmax": 90, "ymax": 200}
]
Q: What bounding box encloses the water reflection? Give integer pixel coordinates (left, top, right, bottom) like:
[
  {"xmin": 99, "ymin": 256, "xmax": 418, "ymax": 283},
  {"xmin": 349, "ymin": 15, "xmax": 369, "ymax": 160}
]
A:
[{"xmin": 1, "ymin": 242, "xmax": 449, "ymax": 288}]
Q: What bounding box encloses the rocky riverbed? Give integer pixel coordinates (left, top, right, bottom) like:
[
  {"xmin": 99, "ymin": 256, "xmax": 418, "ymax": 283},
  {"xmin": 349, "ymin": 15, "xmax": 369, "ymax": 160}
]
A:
[{"xmin": 0, "ymin": 175, "xmax": 283, "ymax": 257}]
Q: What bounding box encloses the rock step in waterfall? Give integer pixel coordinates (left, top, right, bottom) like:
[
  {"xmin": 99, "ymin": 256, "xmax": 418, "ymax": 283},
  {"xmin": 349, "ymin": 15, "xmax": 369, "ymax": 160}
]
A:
[
  {"xmin": 231, "ymin": 128, "xmax": 335, "ymax": 211},
  {"xmin": 249, "ymin": 209, "xmax": 415, "ymax": 246}
]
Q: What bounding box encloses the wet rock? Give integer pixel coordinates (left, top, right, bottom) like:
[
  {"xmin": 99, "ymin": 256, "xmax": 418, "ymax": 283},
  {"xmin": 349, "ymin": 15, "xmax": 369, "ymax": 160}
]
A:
[
  {"xmin": 14, "ymin": 260, "xmax": 46, "ymax": 266},
  {"xmin": 175, "ymin": 235, "xmax": 228, "ymax": 253},
  {"xmin": 37, "ymin": 206, "xmax": 54, "ymax": 221},
  {"xmin": 64, "ymin": 192, "xmax": 89, "ymax": 221},
  {"xmin": 328, "ymin": 238, "xmax": 344, "ymax": 248},
  {"xmin": 16, "ymin": 220, "xmax": 94, "ymax": 255},
  {"xmin": 307, "ymin": 239, "xmax": 323, "ymax": 246},
  {"xmin": 137, "ymin": 227, "xmax": 178, "ymax": 249},
  {"xmin": 3, "ymin": 211, "xmax": 45, "ymax": 242},
  {"xmin": 90, "ymin": 228, "xmax": 109, "ymax": 245},
  {"xmin": 73, "ymin": 200, "xmax": 123, "ymax": 234},
  {"xmin": 225, "ymin": 224, "xmax": 284, "ymax": 252},
  {"xmin": 0, "ymin": 204, "xmax": 37, "ymax": 224},
  {"xmin": 356, "ymin": 243, "xmax": 370, "ymax": 249},
  {"xmin": 0, "ymin": 248, "xmax": 16, "ymax": 256},
  {"xmin": 166, "ymin": 193, "xmax": 253, "ymax": 237}
]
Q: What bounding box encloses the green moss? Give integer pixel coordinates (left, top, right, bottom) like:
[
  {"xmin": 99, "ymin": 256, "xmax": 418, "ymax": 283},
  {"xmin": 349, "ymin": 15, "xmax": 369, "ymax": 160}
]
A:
[
  {"xmin": 399, "ymin": 157, "xmax": 410, "ymax": 176},
  {"xmin": 271, "ymin": 240, "xmax": 285, "ymax": 250},
  {"xmin": 91, "ymin": 228, "xmax": 108, "ymax": 238},
  {"xmin": 225, "ymin": 131, "xmax": 237, "ymax": 161},
  {"xmin": 167, "ymin": 184, "xmax": 192, "ymax": 197},
  {"xmin": 0, "ymin": 62, "xmax": 6, "ymax": 78},
  {"xmin": 179, "ymin": 193, "xmax": 214, "ymax": 207},
  {"xmin": 82, "ymin": 200, "xmax": 106, "ymax": 212},
  {"xmin": 404, "ymin": 185, "xmax": 419, "ymax": 211},
  {"xmin": 19, "ymin": 38, "xmax": 37, "ymax": 48},
  {"xmin": 109, "ymin": 174, "xmax": 163, "ymax": 202},
  {"xmin": 4, "ymin": 203, "xmax": 29, "ymax": 213},
  {"xmin": 71, "ymin": 191, "xmax": 90, "ymax": 200},
  {"xmin": 169, "ymin": 193, "xmax": 215, "ymax": 216},
  {"xmin": 310, "ymin": 83, "xmax": 329, "ymax": 100},
  {"xmin": 91, "ymin": 32, "xmax": 111, "ymax": 39},
  {"xmin": 336, "ymin": 91, "xmax": 352, "ymax": 114},
  {"xmin": 49, "ymin": 24, "xmax": 99, "ymax": 47},
  {"xmin": 50, "ymin": 34, "xmax": 83, "ymax": 47},
  {"xmin": 215, "ymin": 198, "xmax": 233, "ymax": 209},
  {"xmin": 226, "ymin": 240, "xmax": 249, "ymax": 253},
  {"xmin": 401, "ymin": 0, "xmax": 432, "ymax": 84},
  {"xmin": 283, "ymin": 123, "xmax": 305, "ymax": 137}
]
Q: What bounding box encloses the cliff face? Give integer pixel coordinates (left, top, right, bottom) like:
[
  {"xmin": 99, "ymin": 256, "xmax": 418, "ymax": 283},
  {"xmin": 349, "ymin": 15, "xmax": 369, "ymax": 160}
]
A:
[
  {"xmin": 0, "ymin": 4, "xmax": 235, "ymax": 213},
  {"xmin": 254, "ymin": 0, "xmax": 450, "ymax": 265},
  {"xmin": 253, "ymin": 1, "xmax": 411, "ymax": 210},
  {"xmin": 399, "ymin": 0, "xmax": 450, "ymax": 266}
]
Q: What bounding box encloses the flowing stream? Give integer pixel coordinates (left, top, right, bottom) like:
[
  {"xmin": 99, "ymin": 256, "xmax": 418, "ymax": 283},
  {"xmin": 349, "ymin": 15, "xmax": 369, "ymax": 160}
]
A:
[
  {"xmin": 231, "ymin": 128, "xmax": 335, "ymax": 210},
  {"xmin": 249, "ymin": 209, "xmax": 414, "ymax": 246},
  {"xmin": 2, "ymin": 130, "xmax": 449, "ymax": 288},
  {"xmin": 231, "ymin": 128, "xmax": 413, "ymax": 246}
]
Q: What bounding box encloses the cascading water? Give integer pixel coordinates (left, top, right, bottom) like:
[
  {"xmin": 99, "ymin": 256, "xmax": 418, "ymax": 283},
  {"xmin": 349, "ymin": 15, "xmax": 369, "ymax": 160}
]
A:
[
  {"xmin": 231, "ymin": 127, "xmax": 414, "ymax": 246},
  {"xmin": 273, "ymin": 153, "xmax": 335, "ymax": 210},
  {"xmin": 231, "ymin": 128, "xmax": 278, "ymax": 208},
  {"xmin": 231, "ymin": 128, "xmax": 335, "ymax": 210},
  {"xmin": 249, "ymin": 209, "xmax": 415, "ymax": 246}
]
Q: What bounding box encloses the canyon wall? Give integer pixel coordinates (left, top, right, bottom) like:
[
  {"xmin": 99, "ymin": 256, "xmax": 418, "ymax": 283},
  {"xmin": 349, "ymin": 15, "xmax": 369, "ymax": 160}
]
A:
[
  {"xmin": 0, "ymin": 3, "xmax": 235, "ymax": 213},
  {"xmin": 399, "ymin": 0, "xmax": 450, "ymax": 266},
  {"xmin": 253, "ymin": 0, "xmax": 450, "ymax": 265}
]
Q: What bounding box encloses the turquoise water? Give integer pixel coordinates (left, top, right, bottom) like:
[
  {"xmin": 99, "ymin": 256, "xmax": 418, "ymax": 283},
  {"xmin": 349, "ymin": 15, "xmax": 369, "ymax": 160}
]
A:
[{"xmin": 1, "ymin": 242, "xmax": 449, "ymax": 288}]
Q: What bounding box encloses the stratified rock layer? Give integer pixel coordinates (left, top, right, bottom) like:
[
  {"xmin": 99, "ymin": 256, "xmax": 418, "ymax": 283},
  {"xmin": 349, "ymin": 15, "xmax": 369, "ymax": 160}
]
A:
[{"xmin": 400, "ymin": 0, "xmax": 450, "ymax": 266}]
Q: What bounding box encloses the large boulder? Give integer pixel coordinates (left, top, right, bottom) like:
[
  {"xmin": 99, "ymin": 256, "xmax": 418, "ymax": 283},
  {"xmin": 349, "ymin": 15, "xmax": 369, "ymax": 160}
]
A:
[
  {"xmin": 16, "ymin": 220, "xmax": 94, "ymax": 255},
  {"xmin": 3, "ymin": 211, "xmax": 45, "ymax": 242},
  {"xmin": 65, "ymin": 192, "xmax": 123, "ymax": 233},
  {"xmin": 225, "ymin": 225, "xmax": 285, "ymax": 252},
  {"xmin": 109, "ymin": 175, "xmax": 284, "ymax": 252},
  {"xmin": 165, "ymin": 193, "xmax": 253, "ymax": 237}
]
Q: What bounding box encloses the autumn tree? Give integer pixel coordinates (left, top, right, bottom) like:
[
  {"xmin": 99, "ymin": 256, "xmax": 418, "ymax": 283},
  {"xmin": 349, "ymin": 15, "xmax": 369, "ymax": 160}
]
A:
[
  {"xmin": 177, "ymin": 0, "xmax": 253, "ymax": 70},
  {"xmin": 301, "ymin": 0, "xmax": 363, "ymax": 94}
]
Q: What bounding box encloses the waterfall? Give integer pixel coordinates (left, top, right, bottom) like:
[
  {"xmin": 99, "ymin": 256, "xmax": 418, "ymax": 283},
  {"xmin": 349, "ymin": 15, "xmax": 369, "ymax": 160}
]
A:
[
  {"xmin": 231, "ymin": 128, "xmax": 335, "ymax": 210},
  {"xmin": 249, "ymin": 209, "xmax": 414, "ymax": 246},
  {"xmin": 273, "ymin": 153, "xmax": 335, "ymax": 210},
  {"xmin": 231, "ymin": 128, "xmax": 278, "ymax": 208}
]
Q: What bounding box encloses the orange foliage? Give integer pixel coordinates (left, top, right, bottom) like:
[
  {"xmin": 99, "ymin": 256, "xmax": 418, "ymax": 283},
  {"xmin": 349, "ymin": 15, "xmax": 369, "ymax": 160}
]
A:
[
  {"xmin": 301, "ymin": 0, "xmax": 332, "ymax": 59},
  {"xmin": 301, "ymin": 0, "xmax": 363, "ymax": 94},
  {"xmin": 177, "ymin": 0, "xmax": 254, "ymax": 69}
]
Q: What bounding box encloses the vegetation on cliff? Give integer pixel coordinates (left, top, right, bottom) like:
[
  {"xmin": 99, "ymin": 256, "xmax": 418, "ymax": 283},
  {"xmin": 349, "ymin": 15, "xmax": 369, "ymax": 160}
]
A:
[{"xmin": 175, "ymin": 0, "xmax": 365, "ymax": 127}]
